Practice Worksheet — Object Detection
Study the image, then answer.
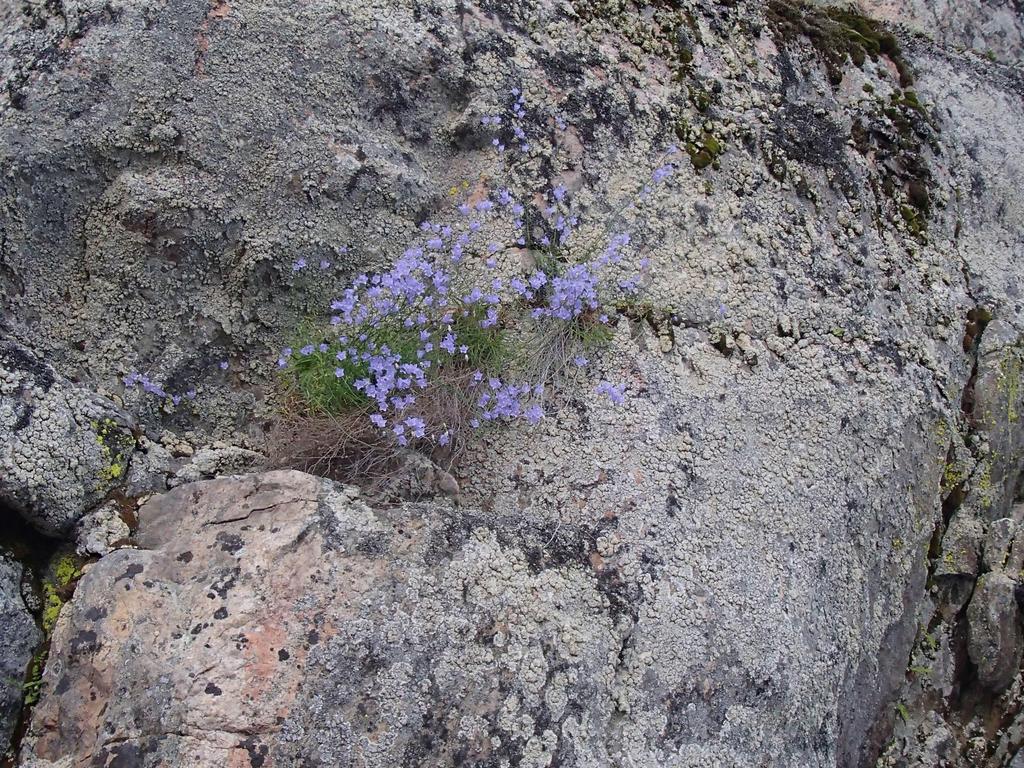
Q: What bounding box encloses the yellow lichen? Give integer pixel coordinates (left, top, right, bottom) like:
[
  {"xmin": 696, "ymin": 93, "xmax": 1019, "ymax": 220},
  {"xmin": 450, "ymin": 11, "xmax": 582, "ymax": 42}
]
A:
[
  {"xmin": 93, "ymin": 418, "xmax": 132, "ymax": 487},
  {"xmin": 996, "ymin": 353, "xmax": 1021, "ymax": 424}
]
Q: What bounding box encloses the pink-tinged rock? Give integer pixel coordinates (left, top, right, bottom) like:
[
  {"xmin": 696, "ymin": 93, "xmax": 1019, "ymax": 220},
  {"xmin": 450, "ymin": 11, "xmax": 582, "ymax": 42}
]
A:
[
  {"xmin": 23, "ymin": 471, "xmax": 328, "ymax": 766},
  {"xmin": 18, "ymin": 471, "xmax": 621, "ymax": 767}
]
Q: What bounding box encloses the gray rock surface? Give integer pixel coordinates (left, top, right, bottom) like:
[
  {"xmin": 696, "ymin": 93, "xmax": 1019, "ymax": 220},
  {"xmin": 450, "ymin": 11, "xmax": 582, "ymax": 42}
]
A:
[
  {"xmin": 0, "ymin": 552, "xmax": 41, "ymax": 756},
  {"xmin": 166, "ymin": 442, "xmax": 261, "ymax": 487},
  {"xmin": 856, "ymin": 0, "xmax": 1024, "ymax": 64},
  {"xmin": 1, "ymin": 0, "xmax": 1023, "ymax": 766},
  {"xmin": 72, "ymin": 502, "xmax": 130, "ymax": 558},
  {"xmin": 967, "ymin": 572, "xmax": 1022, "ymax": 693},
  {"xmin": 0, "ymin": 337, "xmax": 136, "ymax": 537}
]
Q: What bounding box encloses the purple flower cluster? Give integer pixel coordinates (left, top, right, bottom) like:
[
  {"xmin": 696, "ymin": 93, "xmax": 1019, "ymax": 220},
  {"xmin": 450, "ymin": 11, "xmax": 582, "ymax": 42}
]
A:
[
  {"xmin": 123, "ymin": 371, "xmax": 197, "ymax": 407},
  {"xmin": 278, "ymin": 91, "xmax": 684, "ymax": 448}
]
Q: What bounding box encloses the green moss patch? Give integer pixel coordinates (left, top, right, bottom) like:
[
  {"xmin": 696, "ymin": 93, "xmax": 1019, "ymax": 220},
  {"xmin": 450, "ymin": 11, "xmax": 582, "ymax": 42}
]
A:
[{"xmin": 766, "ymin": 0, "xmax": 914, "ymax": 87}]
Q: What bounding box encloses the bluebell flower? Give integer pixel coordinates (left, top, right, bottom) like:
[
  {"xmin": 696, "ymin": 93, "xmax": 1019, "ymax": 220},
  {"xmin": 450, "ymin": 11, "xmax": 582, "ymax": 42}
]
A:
[{"xmin": 596, "ymin": 381, "xmax": 626, "ymax": 405}]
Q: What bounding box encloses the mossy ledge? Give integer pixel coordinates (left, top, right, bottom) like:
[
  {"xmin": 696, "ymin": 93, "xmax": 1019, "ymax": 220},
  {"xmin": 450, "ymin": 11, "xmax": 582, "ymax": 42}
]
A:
[{"xmin": 766, "ymin": 0, "xmax": 914, "ymax": 87}]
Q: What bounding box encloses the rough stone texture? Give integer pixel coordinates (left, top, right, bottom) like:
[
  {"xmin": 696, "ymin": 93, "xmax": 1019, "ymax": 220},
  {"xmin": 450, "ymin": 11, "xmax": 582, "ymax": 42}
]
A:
[
  {"xmin": 125, "ymin": 436, "xmax": 175, "ymax": 497},
  {"xmin": 1, "ymin": 0, "xmax": 1023, "ymax": 767},
  {"xmin": 879, "ymin": 309, "xmax": 1024, "ymax": 763},
  {"xmin": 166, "ymin": 442, "xmax": 261, "ymax": 487},
  {"xmin": 855, "ymin": 0, "xmax": 1024, "ymax": 64},
  {"xmin": 967, "ymin": 572, "xmax": 1022, "ymax": 693},
  {"xmin": 0, "ymin": 552, "xmax": 41, "ymax": 756},
  {"xmin": 0, "ymin": 337, "xmax": 137, "ymax": 537},
  {"xmin": 18, "ymin": 472, "xmax": 615, "ymax": 766},
  {"xmin": 72, "ymin": 502, "xmax": 130, "ymax": 558}
]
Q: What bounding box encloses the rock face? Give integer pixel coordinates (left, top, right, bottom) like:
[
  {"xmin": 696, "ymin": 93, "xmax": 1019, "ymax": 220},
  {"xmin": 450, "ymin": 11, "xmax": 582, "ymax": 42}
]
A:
[
  {"xmin": 855, "ymin": 0, "xmax": 1024, "ymax": 64},
  {"xmin": 0, "ymin": 552, "xmax": 41, "ymax": 755},
  {"xmin": 1, "ymin": 0, "xmax": 1023, "ymax": 766},
  {"xmin": 967, "ymin": 572, "xmax": 1022, "ymax": 693},
  {"xmin": 19, "ymin": 471, "xmax": 626, "ymax": 766},
  {"xmin": 0, "ymin": 338, "xmax": 136, "ymax": 537}
]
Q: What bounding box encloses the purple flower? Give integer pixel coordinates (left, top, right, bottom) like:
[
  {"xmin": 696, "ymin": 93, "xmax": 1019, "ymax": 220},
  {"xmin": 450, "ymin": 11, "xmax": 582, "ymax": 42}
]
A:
[
  {"xmin": 320, "ymin": 259, "xmax": 331, "ymax": 270},
  {"xmin": 552, "ymin": 184, "xmax": 567, "ymax": 202},
  {"xmin": 370, "ymin": 413, "xmax": 386, "ymax": 428},
  {"xmin": 292, "ymin": 258, "xmax": 307, "ymax": 271},
  {"xmin": 525, "ymin": 404, "xmax": 544, "ymax": 424},
  {"xmin": 219, "ymin": 360, "xmax": 229, "ymax": 370},
  {"xmin": 438, "ymin": 431, "xmax": 451, "ymax": 446},
  {"xmin": 596, "ymin": 381, "xmax": 626, "ymax": 405},
  {"xmin": 574, "ymin": 356, "xmax": 588, "ymax": 367},
  {"xmin": 300, "ymin": 345, "xmax": 315, "ymax": 356}
]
